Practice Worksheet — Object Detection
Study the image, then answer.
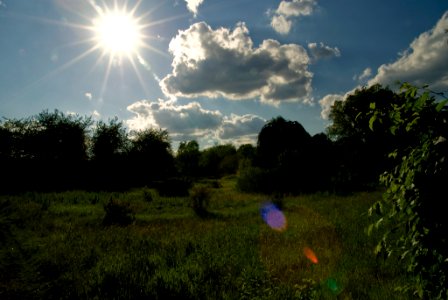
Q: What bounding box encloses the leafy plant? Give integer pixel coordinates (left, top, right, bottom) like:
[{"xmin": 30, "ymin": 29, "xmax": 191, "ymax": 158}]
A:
[
  {"xmin": 103, "ymin": 198, "xmax": 135, "ymax": 226},
  {"xmin": 189, "ymin": 185, "xmax": 211, "ymax": 217},
  {"xmin": 368, "ymin": 83, "xmax": 448, "ymax": 299}
]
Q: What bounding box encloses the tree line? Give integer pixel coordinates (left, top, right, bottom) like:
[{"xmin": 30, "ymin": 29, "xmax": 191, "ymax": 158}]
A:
[
  {"xmin": 0, "ymin": 83, "xmax": 446, "ymax": 196},
  {"xmin": 0, "ymin": 110, "xmax": 243, "ymax": 193}
]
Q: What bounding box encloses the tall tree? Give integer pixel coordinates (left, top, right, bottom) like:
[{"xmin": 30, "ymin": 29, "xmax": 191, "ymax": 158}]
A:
[
  {"xmin": 257, "ymin": 116, "xmax": 311, "ymax": 168},
  {"xmin": 129, "ymin": 128, "xmax": 175, "ymax": 184},
  {"xmin": 327, "ymin": 84, "xmax": 407, "ymax": 188},
  {"xmin": 91, "ymin": 117, "xmax": 128, "ymax": 161},
  {"xmin": 176, "ymin": 140, "xmax": 200, "ymax": 177}
]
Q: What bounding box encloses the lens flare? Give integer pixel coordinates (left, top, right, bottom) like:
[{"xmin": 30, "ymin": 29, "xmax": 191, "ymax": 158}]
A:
[
  {"xmin": 260, "ymin": 202, "xmax": 287, "ymax": 232},
  {"xmin": 303, "ymin": 247, "xmax": 318, "ymax": 264},
  {"xmin": 325, "ymin": 278, "xmax": 342, "ymax": 294}
]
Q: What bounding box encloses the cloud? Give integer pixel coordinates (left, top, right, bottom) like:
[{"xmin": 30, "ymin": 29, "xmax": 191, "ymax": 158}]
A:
[
  {"xmin": 84, "ymin": 92, "xmax": 93, "ymax": 101},
  {"xmin": 318, "ymin": 94, "xmax": 343, "ymax": 119},
  {"xmin": 126, "ymin": 99, "xmax": 223, "ymax": 137},
  {"xmin": 92, "ymin": 110, "xmax": 101, "ymax": 118},
  {"xmin": 185, "ymin": 0, "xmax": 204, "ymax": 17},
  {"xmin": 271, "ymin": 15, "xmax": 292, "ymax": 35},
  {"xmin": 218, "ymin": 114, "xmax": 266, "ymax": 141},
  {"xmin": 160, "ymin": 22, "xmax": 313, "ymax": 104},
  {"xmin": 368, "ymin": 11, "xmax": 448, "ymax": 91},
  {"xmin": 126, "ymin": 99, "xmax": 266, "ymax": 146},
  {"xmin": 307, "ymin": 42, "xmax": 341, "ymax": 61},
  {"xmin": 353, "ymin": 67, "xmax": 372, "ymax": 82},
  {"xmin": 271, "ymin": 0, "xmax": 317, "ymax": 35},
  {"xmin": 318, "ymin": 12, "xmax": 448, "ymax": 121}
]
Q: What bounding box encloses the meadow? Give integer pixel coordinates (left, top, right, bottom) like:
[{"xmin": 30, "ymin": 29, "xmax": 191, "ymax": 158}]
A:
[{"xmin": 0, "ymin": 177, "xmax": 410, "ymax": 299}]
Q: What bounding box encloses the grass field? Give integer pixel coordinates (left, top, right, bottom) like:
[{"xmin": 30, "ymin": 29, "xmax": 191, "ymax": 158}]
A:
[{"xmin": 0, "ymin": 177, "xmax": 410, "ymax": 299}]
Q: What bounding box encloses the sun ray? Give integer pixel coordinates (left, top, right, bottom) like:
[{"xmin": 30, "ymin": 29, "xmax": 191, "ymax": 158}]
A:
[
  {"xmin": 11, "ymin": 0, "xmax": 187, "ymax": 105},
  {"xmin": 129, "ymin": 56, "xmax": 152, "ymax": 99},
  {"xmin": 99, "ymin": 54, "xmax": 115, "ymax": 100}
]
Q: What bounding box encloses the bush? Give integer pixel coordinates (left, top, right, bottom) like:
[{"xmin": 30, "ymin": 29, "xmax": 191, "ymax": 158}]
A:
[
  {"xmin": 155, "ymin": 178, "xmax": 192, "ymax": 197},
  {"xmin": 142, "ymin": 188, "xmax": 153, "ymax": 202},
  {"xmin": 189, "ymin": 185, "xmax": 211, "ymax": 217},
  {"xmin": 103, "ymin": 198, "xmax": 135, "ymax": 226}
]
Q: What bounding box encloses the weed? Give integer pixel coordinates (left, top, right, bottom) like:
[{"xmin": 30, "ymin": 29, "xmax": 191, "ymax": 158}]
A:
[
  {"xmin": 189, "ymin": 185, "xmax": 211, "ymax": 217},
  {"xmin": 102, "ymin": 198, "xmax": 135, "ymax": 226}
]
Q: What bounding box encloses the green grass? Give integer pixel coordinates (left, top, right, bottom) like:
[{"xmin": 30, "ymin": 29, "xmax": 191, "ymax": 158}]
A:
[{"xmin": 0, "ymin": 178, "xmax": 410, "ymax": 299}]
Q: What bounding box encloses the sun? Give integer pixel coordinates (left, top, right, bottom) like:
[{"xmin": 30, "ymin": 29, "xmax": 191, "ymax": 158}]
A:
[{"xmin": 92, "ymin": 7, "xmax": 144, "ymax": 59}]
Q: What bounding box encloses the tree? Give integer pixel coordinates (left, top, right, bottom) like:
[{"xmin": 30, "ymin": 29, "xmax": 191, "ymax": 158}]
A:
[
  {"xmin": 176, "ymin": 140, "xmax": 200, "ymax": 177},
  {"xmin": 128, "ymin": 128, "xmax": 175, "ymax": 184},
  {"xmin": 91, "ymin": 117, "xmax": 128, "ymax": 161},
  {"xmin": 0, "ymin": 121, "xmax": 14, "ymax": 161},
  {"xmin": 327, "ymin": 84, "xmax": 408, "ymax": 188},
  {"xmin": 257, "ymin": 116, "xmax": 311, "ymax": 168},
  {"xmin": 199, "ymin": 144, "xmax": 238, "ymax": 177},
  {"xmin": 368, "ymin": 83, "xmax": 448, "ymax": 299},
  {"xmin": 31, "ymin": 110, "xmax": 92, "ymax": 161}
]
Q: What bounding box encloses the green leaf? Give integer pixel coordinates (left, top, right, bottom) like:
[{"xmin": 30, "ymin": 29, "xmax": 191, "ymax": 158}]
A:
[
  {"xmin": 369, "ymin": 102, "xmax": 376, "ymax": 110},
  {"xmin": 367, "ymin": 224, "xmax": 374, "ymax": 236},
  {"xmin": 436, "ymin": 99, "xmax": 448, "ymax": 112},
  {"xmin": 414, "ymin": 92, "xmax": 428, "ymax": 110},
  {"xmin": 369, "ymin": 115, "xmax": 376, "ymax": 131}
]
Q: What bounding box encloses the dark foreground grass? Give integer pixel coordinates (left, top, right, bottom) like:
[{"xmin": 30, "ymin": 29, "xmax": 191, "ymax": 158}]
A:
[{"xmin": 0, "ymin": 178, "xmax": 409, "ymax": 299}]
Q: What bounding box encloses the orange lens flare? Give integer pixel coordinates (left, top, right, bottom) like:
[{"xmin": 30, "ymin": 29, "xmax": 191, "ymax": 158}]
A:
[{"xmin": 303, "ymin": 247, "xmax": 318, "ymax": 264}]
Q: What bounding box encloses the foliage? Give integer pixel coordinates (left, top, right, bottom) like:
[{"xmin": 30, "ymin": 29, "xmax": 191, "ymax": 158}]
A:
[
  {"xmin": 239, "ymin": 116, "xmax": 337, "ymax": 194},
  {"xmin": 128, "ymin": 128, "xmax": 175, "ymax": 184},
  {"xmin": 189, "ymin": 185, "xmax": 211, "ymax": 217},
  {"xmin": 91, "ymin": 117, "xmax": 128, "ymax": 161},
  {"xmin": 368, "ymin": 83, "xmax": 448, "ymax": 299},
  {"xmin": 103, "ymin": 198, "xmax": 135, "ymax": 226},
  {"xmin": 327, "ymin": 85, "xmax": 408, "ymax": 188},
  {"xmin": 176, "ymin": 140, "xmax": 201, "ymax": 177},
  {"xmin": 155, "ymin": 177, "xmax": 192, "ymax": 197},
  {"xmin": 199, "ymin": 144, "xmax": 238, "ymax": 177},
  {"xmin": 257, "ymin": 116, "xmax": 311, "ymax": 168},
  {"xmin": 0, "ymin": 183, "xmax": 408, "ymax": 299}
]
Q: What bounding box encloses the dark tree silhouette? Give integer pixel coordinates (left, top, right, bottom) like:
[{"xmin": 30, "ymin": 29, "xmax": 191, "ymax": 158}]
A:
[
  {"xmin": 91, "ymin": 117, "xmax": 128, "ymax": 161},
  {"xmin": 199, "ymin": 144, "xmax": 238, "ymax": 178},
  {"xmin": 128, "ymin": 128, "xmax": 175, "ymax": 185},
  {"xmin": 257, "ymin": 116, "xmax": 311, "ymax": 169},
  {"xmin": 0, "ymin": 122, "xmax": 14, "ymax": 161},
  {"xmin": 31, "ymin": 110, "xmax": 92, "ymax": 161},
  {"xmin": 176, "ymin": 140, "xmax": 200, "ymax": 177},
  {"xmin": 327, "ymin": 84, "xmax": 407, "ymax": 189}
]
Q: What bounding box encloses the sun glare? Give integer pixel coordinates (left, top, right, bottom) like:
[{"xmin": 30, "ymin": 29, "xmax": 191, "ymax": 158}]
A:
[{"xmin": 93, "ymin": 9, "xmax": 143, "ymax": 58}]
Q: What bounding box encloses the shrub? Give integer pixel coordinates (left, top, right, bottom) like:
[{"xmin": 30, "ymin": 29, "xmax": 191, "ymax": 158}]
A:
[
  {"xmin": 142, "ymin": 188, "xmax": 153, "ymax": 202},
  {"xmin": 155, "ymin": 178, "xmax": 192, "ymax": 197},
  {"xmin": 189, "ymin": 185, "xmax": 211, "ymax": 217},
  {"xmin": 102, "ymin": 198, "xmax": 135, "ymax": 226}
]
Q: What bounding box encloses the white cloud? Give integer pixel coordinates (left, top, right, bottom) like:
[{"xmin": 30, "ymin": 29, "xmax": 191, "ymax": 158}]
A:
[
  {"xmin": 271, "ymin": 0, "xmax": 317, "ymax": 35},
  {"xmin": 318, "ymin": 94, "xmax": 343, "ymax": 119},
  {"xmin": 368, "ymin": 11, "xmax": 448, "ymax": 91},
  {"xmin": 307, "ymin": 42, "xmax": 341, "ymax": 61},
  {"xmin": 126, "ymin": 99, "xmax": 223, "ymax": 137},
  {"xmin": 319, "ymin": 12, "xmax": 448, "ymax": 121},
  {"xmin": 185, "ymin": 0, "xmax": 204, "ymax": 17},
  {"xmin": 218, "ymin": 114, "xmax": 266, "ymax": 141},
  {"xmin": 271, "ymin": 15, "xmax": 292, "ymax": 35},
  {"xmin": 126, "ymin": 99, "xmax": 266, "ymax": 146},
  {"xmin": 161, "ymin": 22, "xmax": 313, "ymax": 105},
  {"xmin": 353, "ymin": 67, "xmax": 372, "ymax": 82},
  {"xmin": 92, "ymin": 110, "xmax": 101, "ymax": 118},
  {"xmin": 84, "ymin": 92, "xmax": 93, "ymax": 101}
]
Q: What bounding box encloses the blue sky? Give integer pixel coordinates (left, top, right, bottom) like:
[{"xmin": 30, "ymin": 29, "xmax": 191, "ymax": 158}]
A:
[{"xmin": 1, "ymin": 0, "xmax": 447, "ymax": 148}]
